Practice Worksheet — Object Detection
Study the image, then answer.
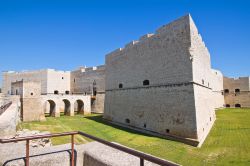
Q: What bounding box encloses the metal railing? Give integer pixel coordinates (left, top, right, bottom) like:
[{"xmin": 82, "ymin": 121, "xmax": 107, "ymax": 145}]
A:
[
  {"xmin": 0, "ymin": 131, "xmax": 179, "ymax": 166},
  {"xmin": 0, "ymin": 101, "xmax": 12, "ymax": 116}
]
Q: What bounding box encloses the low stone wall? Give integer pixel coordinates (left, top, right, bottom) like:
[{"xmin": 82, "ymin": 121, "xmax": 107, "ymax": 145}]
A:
[
  {"xmin": 82, "ymin": 142, "xmax": 162, "ymax": 166},
  {"xmin": 0, "ymin": 101, "xmax": 20, "ymax": 138}
]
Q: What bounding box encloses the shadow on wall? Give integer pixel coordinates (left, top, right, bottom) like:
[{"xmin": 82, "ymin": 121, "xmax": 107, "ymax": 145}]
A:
[{"xmin": 84, "ymin": 115, "xmax": 163, "ymax": 139}]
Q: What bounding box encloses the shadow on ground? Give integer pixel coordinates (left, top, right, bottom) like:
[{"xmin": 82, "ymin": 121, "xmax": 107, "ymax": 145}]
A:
[{"xmin": 84, "ymin": 115, "xmax": 165, "ymax": 139}]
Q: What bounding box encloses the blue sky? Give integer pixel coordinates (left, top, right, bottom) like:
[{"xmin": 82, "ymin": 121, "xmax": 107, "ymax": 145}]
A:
[{"xmin": 0, "ymin": 0, "xmax": 249, "ymax": 85}]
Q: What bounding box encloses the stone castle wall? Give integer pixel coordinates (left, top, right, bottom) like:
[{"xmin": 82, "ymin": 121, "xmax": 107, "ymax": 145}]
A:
[
  {"xmin": 104, "ymin": 14, "xmax": 221, "ymax": 146},
  {"xmin": 71, "ymin": 66, "xmax": 105, "ymax": 113},
  {"xmin": 2, "ymin": 69, "xmax": 70, "ymax": 95},
  {"xmin": 11, "ymin": 81, "xmax": 44, "ymax": 122},
  {"xmin": 224, "ymin": 76, "xmax": 250, "ymax": 107}
]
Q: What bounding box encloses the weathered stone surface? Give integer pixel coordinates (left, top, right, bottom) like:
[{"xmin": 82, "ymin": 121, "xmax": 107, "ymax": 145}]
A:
[
  {"xmin": 224, "ymin": 76, "xmax": 250, "ymax": 108},
  {"xmin": 2, "ymin": 69, "xmax": 70, "ymax": 95},
  {"xmin": 0, "ymin": 102, "xmax": 20, "ymax": 138},
  {"xmin": 82, "ymin": 142, "xmax": 169, "ymax": 166},
  {"xmin": 104, "ymin": 14, "xmax": 223, "ymax": 146},
  {"xmin": 14, "ymin": 129, "xmax": 52, "ymax": 148}
]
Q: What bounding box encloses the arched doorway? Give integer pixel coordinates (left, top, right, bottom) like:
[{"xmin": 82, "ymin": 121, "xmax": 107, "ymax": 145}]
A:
[
  {"xmin": 63, "ymin": 99, "xmax": 71, "ymax": 116},
  {"xmin": 44, "ymin": 100, "xmax": 56, "ymax": 117},
  {"xmin": 74, "ymin": 100, "xmax": 84, "ymax": 114}
]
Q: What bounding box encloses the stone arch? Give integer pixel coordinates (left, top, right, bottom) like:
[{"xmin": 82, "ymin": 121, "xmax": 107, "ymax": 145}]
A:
[
  {"xmin": 44, "ymin": 100, "xmax": 56, "ymax": 117},
  {"xmin": 74, "ymin": 99, "xmax": 84, "ymax": 114},
  {"xmin": 63, "ymin": 99, "xmax": 71, "ymax": 116}
]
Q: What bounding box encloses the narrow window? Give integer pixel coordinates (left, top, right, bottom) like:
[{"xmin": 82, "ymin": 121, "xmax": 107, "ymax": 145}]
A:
[
  {"xmin": 235, "ymin": 89, "xmax": 240, "ymax": 93},
  {"xmin": 224, "ymin": 89, "xmax": 229, "ymax": 93},
  {"xmin": 62, "ymin": 77, "xmax": 64, "ymax": 79},
  {"xmin": 166, "ymin": 129, "xmax": 170, "ymax": 133},
  {"xmin": 74, "ymin": 78, "xmax": 76, "ymax": 83},
  {"xmin": 143, "ymin": 80, "xmax": 150, "ymax": 86},
  {"xmin": 119, "ymin": 83, "xmax": 123, "ymax": 88},
  {"xmin": 54, "ymin": 90, "xmax": 59, "ymax": 94},
  {"xmin": 16, "ymin": 89, "xmax": 18, "ymax": 95},
  {"xmin": 202, "ymin": 79, "xmax": 205, "ymax": 85},
  {"xmin": 144, "ymin": 123, "xmax": 147, "ymax": 128},
  {"xmin": 125, "ymin": 119, "xmax": 130, "ymax": 124},
  {"xmin": 210, "ymin": 117, "xmax": 212, "ymax": 121}
]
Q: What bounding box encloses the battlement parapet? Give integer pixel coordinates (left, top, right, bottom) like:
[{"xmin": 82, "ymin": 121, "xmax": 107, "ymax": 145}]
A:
[{"xmin": 74, "ymin": 65, "xmax": 105, "ymax": 73}]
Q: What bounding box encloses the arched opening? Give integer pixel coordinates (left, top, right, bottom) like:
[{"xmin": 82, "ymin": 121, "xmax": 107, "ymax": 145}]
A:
[
  {"xmin": 74, "ymin": 100, "xmax": 84, "ymax": 114},
  {"xmin": 235, "ymin": 104, "xmax": 241, "ymax": 108},
  {"xmin": 54, "ymin": 90, "xmax": 59, "ymax": 94},
  {"xmin": 63, "ymin": 99, "xmax": 71, "ymax": 116},
  {"xmin": 44, "ymin": 100, "xmax": 56, "ymax": 117},
  {"xmin": 65, "ymin": 90, "xmax": 70, "ymax": 94},
  {"xmin": 143, "ymin": 80, "xmax": 150, "ymax": 86},
  {"xmin": 224, "ymin": 89, "xmax": 229, "ymax": 93},
  {"xmin": 226, "ymin": 104, "xmax": 231, "ymax": 108}
]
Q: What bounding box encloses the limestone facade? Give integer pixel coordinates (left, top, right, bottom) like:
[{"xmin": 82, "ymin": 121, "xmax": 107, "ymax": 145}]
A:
[
  {"xmin": 71, "ymin": 66, "xmax": 105, "ymax": 113},
  {"xmin": 11, "ymin": 81, "xmax": 44, "ymax": 121},
  {"xmin": 224, "ymin": 76, "xmax": 250, "ymax": 108},
  {"xmin": 104, "ymin": 14, "xmax": 224, "ymax": 146},
  {"xmin": 2, "ymin": 69, "xmax": 70, "ymax": 95},
  {"xmin": 2, "ymin": 65, "xmax": 105, "ymax": 119}
]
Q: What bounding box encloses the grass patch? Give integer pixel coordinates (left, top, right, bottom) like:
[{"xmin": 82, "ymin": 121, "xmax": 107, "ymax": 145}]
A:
[{"xmin": 20, "ymin": 108, "xmax": 250, "ymax": 165}]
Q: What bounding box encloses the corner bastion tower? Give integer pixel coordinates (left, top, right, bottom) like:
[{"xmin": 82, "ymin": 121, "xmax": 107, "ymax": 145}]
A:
[{"xmin": 104, "ymin": 14, "xmax": 224, "ymax": 146}]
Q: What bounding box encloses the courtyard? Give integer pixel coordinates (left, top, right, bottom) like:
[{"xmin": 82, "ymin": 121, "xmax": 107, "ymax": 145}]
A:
[{"xmin": 20, "ymin": 108, "xmax": 250, "ymax": 166}]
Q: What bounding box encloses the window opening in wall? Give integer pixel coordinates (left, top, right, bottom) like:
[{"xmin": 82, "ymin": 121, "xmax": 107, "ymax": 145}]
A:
[
  {"xmin": 208, "ymin": 82, "xmax": 210, "ymax": 87},
  {"xmin": 144, "ymin": 123, "xmax": 147, "ymax": 128},
  {"xmin": 143, "ymin": 80, "xmax": 150, "ymax": 86},
  {"xmin": 62, "ymin": 77, "xmax": 64, "ymax": 79},
  {"xmin": 74, "ymin": 78, "xmax": 76, "ymax": 83},
  {"xmin": 93, "ymin": 80, "xmax": 97, "ymax": 96},
  {"xmin": 224, "ymin": 89, "xmax": 229, "ymax": 93},
  {"xmin": 210, "ymin": 117, "xmax": 212, "ymax": 121},
  {"xmin": 235, "ymin": 89, "xmax": 240, "ymax": 93},
  {"xmin": 65, "ymin": 91, "xmax": 70, "ymax": 94},
  {"xmin": 166, "ymin": 129, "xmax": 170, "ymax": 133},
  {"xmin": 202, "ymin": 79, "xmax": 204, "ymax": 85},
  {"xmin": 16, "ymin": 89, "xmax": 18, "ymax": 95},
  {"xmin": 125, "ymin": 119, "xmax": 130, "ymax": 124},
  {"xmin": 54, "ymin": 90, "xmax": 59, "ymax": 94},
  {"xmin": 30, "ymin": 92, "xmax": 33, "ymax": 96},
  {"xmin": 119, "ymin": 83, "xmax": 123, "ymax": 88},
  {"xmin": 226, "ymin": 104, "xmax": 230, "ymax": 108},
  {"xmin": 235, "ymin": 104, "xmax": 241, "ymax": 108}
]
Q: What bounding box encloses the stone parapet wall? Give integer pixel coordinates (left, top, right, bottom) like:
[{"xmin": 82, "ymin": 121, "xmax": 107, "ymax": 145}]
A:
[{"xmin": 0, "ymin": 101, "xmax": 20, "ymax": 138}]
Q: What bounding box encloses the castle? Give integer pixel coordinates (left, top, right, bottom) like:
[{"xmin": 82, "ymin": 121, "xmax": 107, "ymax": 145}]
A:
[
  {"xmin": 2, "ymin": 67, "xmax": 105, "ymax": 121},
  {"xmin": 1, "ymin": 14, "xmax": 249, "ymax": 146}
]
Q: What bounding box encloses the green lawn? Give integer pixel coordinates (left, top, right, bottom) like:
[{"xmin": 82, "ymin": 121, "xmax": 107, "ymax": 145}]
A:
[{"xmin": 20, "ymin": 108, "xmax": 250, "ymax": 166}]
